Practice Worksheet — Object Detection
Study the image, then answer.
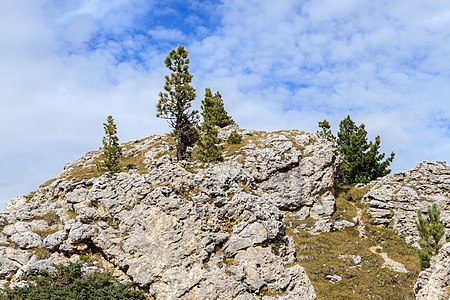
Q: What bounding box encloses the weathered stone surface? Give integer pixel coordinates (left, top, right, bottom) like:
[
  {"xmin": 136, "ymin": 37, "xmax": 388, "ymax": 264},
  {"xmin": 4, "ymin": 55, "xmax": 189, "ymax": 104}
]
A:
[
  {"xmin": 363, "ymin": 161, "xmax": 450, "ymax": 297},
  {"xmin": 363, "ymin": 161, "xmax": 450, "ymax": 244},
  {"xmin": 414, "ymin": 242, "xmax": 450, "ymax": 300},
  {"xmin": 0, "ymin": 129, "xmax": 335, "ymax": 299}
]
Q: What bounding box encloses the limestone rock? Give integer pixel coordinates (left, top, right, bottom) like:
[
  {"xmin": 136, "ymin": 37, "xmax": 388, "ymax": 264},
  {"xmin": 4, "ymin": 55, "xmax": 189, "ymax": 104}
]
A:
[
  {"xmin": 414, "ymin": 242, "xmax": 450, "ymax": 300},
  {"xmin": 363, "ymin": 161, "xmax": 450, "ymax": 244},
  {"xmin": 0, "ymin": 129, "xmax": 335, "ymax": 299}
]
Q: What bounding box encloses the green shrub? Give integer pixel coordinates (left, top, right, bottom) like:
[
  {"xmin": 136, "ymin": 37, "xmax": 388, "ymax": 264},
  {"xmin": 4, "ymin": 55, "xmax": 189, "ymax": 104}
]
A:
[
  {"xmin": 227, "ymin": 130, "xmax": 242, "ymax": 144},
  {"xmin": 0, "ymin": 263, "xmax": 145, "ymax": 300},
  {"xmin": 416, "ymin": 203, "xmax": 445, "ymax": 270}
]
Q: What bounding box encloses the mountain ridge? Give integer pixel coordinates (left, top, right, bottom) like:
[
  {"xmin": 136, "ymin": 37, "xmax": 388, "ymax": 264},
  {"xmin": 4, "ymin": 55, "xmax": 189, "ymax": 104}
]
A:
[{"xmin": 0, "ymin": 128, "xmax": 448, "ymax": 299}]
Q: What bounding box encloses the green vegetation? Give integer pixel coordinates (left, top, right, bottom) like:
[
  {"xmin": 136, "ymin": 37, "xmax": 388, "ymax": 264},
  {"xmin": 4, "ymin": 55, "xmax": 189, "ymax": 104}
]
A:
[
  {"xmin": 286, "ymin": 186, "xmax": 420, "ymax": 300},
  {"xmin": 97, "ymin": 115, "xmax": 122, "ymax": 173},
  {"xmin": 317, "ymin": 119, "xmax": 335, "ymax": 142},
  {"xmin": 416, "ymin": 203, "xmax": 445, "ymax": 269},
  {"xmin": 195, "ymin": 87, "xmax": 237, "ymax": 163},
  {"xmin": 156, "ymin": 45, "xmax": 199, "ymax": 161},
  {"xmin": 227, "ymin": 130, "xmax": 242, "ymax": 145},
  {"xmin": 200, "ymin": 88, "xmax": 235, "ymax": 128},
  {"xmin": 196, "ymin": 121, "xmax": 223, "ymax": 163},
  {"xmin": 318, "ymin": 116, "xmax": 395, "ymax": 184},
  {"xmin": 0, "ymin": 263, "xmax": 146, "ymax": 300}
]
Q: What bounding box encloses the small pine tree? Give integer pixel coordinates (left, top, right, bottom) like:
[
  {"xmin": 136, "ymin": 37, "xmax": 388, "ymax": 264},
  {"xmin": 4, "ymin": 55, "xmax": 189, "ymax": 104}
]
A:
[
  {"xmin": 156, "ymin": 45, "xmax": 199, "ymax": 161},
  {"xmin": 98, "ymin": 115, "xmax": 122, "ymax": 173},
  {"xmin": 317, "ymin": 119, "xmax": 335, "ymax": 142},
  {"xmin": 227, "ymin": 130, "xmax": 242, "ymax": 144},
  {"xmin": 201, "ymin": 88, "xmax": 235, "ymax": 128},
  {"xmin": 196, "ymin": 121, "xmax": 223, "ymax": 163},
  {"xmin": 416, "ymin": 203, "xmax": 445, "ymax": 269}
]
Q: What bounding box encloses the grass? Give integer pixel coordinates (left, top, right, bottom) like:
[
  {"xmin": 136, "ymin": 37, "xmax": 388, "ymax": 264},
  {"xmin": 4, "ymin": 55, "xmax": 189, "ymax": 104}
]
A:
[
  {"xmin": 32, "ymin": 228, "xmax": 59, "ymax": 238},
  {"xmin": 32, "ymin": 212, "xmax": 60, "ymax": 226},
  {"xmin": 286, "ymin": 185, "xmax": 420, "ymax": 300},
  {"xmin": 38, "ymin": 135, "xmax": 178, "ymax": 186}
]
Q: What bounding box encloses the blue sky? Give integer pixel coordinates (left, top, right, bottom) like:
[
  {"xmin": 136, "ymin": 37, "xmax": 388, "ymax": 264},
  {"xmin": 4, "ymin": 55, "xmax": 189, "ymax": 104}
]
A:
[{"xmin": 1, "ymin": 0, "xmax": 450, "ymax": 208}]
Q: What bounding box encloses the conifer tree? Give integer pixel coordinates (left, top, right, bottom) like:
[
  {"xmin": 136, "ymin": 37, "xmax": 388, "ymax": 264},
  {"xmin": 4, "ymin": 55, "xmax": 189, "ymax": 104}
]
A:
[
  {"xmin": 196, "ymin": 121, "xmax": 223, "ymax": 163},
  {"xmin": 156, "ymin": 45, "xmax": 198, "ymax": 161},
  {"xmin": 317, "ymin": 115, "xmax": 395, "ymax": 184},
  {"xmin": 98, "ymin": 115, "xmax": 122, "ymax": 173},
  {"xmin": 317, "ymin": 119, "xmax": 335, "ymax": 142},
  {"xmin": 201, "ymin": 88, "xmax": 235, "ymax": 128},
  {"xmin": 416, "ymin": 203, "xmax": 445, "ymax": 269}
]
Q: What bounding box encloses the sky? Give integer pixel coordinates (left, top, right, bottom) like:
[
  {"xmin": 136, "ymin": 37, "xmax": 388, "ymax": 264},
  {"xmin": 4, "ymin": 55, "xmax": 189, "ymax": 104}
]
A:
[{"xmin": 1, "ymin": 0, "xmax": 449, "ymax": 208}]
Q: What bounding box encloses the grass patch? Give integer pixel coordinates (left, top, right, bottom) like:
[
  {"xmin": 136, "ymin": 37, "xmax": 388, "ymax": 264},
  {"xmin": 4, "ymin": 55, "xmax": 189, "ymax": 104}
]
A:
[
  {"xmin": 32, "ymin": 228, "xmax": 59, "ymax": 238},
  {"xmin": 288, "ymin": 227, "xmax": 419, "ymax": 300},
  {"xmin": 286, "ymin": 185, "xmax": 420, "ymax": 300},
  {"xmin": 32, "ymin": 247, "xmax": 52, "ymax": 259},
  {"xmin": 66, "ymin": 210, "xmax": 78, "ymax": 219},
  {"xmin": 32, "ymin": 212, "xmax": 60, "ymax": 226}
]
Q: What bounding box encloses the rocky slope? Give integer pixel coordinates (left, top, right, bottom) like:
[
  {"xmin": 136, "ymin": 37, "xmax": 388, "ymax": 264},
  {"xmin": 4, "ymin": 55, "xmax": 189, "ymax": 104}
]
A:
[
  {"xmin": 0, "ymin": 128, "xmax": 339, "ymax": 299},
  {"xmin": 363, "ymin": 160, "xmax": 450, "ymax": 299},
  {"xmin": 1, "ymin": 128, "xmax": 449, "ymax": 299},
  {"xmin": 363, "ymin": 161, "xmax": 450, "ymax": 245}
]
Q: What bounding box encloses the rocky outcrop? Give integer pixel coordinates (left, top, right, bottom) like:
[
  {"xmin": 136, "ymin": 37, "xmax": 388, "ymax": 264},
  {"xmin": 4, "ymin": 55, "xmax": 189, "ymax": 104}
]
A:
[
  {"xmin": 414, "ymin": 242, "xmax": 450, "ymax": 300},
  {"xmin": 363, "ymin": 161, "xmax": 450, "ymax": 245},
  {"xmin": 0, "ymin": 129, "xmax": 337, "ymax": 299},
  {"xmin": 363, "ymin": 161, "xmax": 450, "ymax": 298}
]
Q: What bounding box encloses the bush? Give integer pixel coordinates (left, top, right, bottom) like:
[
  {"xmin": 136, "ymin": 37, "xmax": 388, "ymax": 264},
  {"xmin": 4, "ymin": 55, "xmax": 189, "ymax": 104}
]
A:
[
  {"xmin": 227, "ymin": 130, "xmax": 242, "ymax": 144},
  {"xmin": 0, "ymin": 263, "xmax": 146, "ymax": 300}
]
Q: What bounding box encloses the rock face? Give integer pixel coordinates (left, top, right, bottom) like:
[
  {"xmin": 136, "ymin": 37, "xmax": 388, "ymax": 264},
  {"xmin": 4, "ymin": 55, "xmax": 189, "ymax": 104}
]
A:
[
  {"xmin": 363, "ymin": 161, "xmax": 450, "ymax": 298},
  {"xmin": 0, "ymin": 129, "xmax": 337, "ymax": 299},
  {"xmin": 363, "ymin": 161, "xmax": 450, "ymax": 245},
  {"xmin": 414, "ymin": 242, "xmax": 450, "ymax": 300}
]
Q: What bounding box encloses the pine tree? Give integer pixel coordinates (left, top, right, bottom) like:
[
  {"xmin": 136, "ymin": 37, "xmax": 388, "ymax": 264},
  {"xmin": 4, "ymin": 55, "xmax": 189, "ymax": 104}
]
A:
[
  {"xmin": 201, "ymin": 88, "xmax": 235, "ymax": 128},
  {"xmin": 336, "ymin": 116, "xmax": 395, "ymax": 184},
  {"xmin": 196, "ymin": 121, "xmax": 223, "ymax": 163},
  {"xmin": 98, "ymin": 115, "xmax": 122, "ymax": 173},
  {"xmin": 317, "ymin": 119, "xmax": 335, "ymax": 142},
  {"xmin": 317, "ymin": 115, "xmax": 395, "ymax": 184},
  {"xmin": 416, "ymin": 203, "xmax": 445, "ymax": 269},
  {"xmin": 156, "ymin": 45, "xmax": 199, "ymax": 161}
]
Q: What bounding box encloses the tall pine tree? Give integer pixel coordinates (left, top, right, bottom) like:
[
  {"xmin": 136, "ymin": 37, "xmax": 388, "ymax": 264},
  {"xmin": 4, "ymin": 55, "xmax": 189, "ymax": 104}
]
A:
[
  {"xmin": 98, "ymin": 115, "xmax": 122, "ymax": 173},
  {"xmin": 156, "ymin": 45, "xmax": 198, "ymax": 161}
]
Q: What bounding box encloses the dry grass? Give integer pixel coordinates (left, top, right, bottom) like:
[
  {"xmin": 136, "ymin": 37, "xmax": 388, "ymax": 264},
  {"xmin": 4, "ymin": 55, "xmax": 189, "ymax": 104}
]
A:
[{"xmin": 287, "ymin": 186, "xmax": 420, "ymax": 300}]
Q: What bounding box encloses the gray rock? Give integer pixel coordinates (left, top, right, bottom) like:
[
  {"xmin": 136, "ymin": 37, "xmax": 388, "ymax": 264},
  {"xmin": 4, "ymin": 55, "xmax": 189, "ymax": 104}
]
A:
[
  {"xmin": 0, "ymin": 129, "xmax": 328, "ymax": 299},
  {"xmin": 333, "ymin": 220, "xmax": 355, "ymax": 231},
  {"xmin": 9, "ymin": 232, "xmax": 42, "ymax": 249},
  {"xmin": 325, "ymin": 275, "xmax": 342, "ymax": 282},
  {"xmin": 43, "ymin": 230, "xmax": 68, "ymax": 250},
  {"xmin": 414, "ymin": 242, "xmax": 450, "ymax": 300},
  {"xmin": 363, "ymin": 161, "xmax": 450, "ymax": 244}
]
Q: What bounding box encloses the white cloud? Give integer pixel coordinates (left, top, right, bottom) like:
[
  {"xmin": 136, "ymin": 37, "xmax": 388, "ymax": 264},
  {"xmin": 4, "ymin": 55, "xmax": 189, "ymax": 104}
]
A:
[
  {"xmin": 1, "ymin": 0, "xmax": 450, "ymax": 208},
  {"xmin": 148, "ymin": 27, "xmax": 185, "ymax": 41}
]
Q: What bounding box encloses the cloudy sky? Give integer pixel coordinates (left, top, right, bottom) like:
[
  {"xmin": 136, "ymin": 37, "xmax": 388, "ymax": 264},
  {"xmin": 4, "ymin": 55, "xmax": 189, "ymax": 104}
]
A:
[{"xmin": 1, "ymin": 0, "xmax": 449, "ymax": 208}]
